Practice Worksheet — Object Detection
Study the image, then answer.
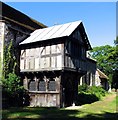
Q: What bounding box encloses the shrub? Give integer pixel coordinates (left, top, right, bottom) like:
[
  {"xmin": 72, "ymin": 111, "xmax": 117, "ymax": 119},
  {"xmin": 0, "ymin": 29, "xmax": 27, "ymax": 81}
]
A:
[
  {"xmin": 2, "ymin": 73, "xmax": 23, "ymax": 93},
  {"xmin": 78, "ymin": 83, "xmax": 89, "ymax": 93},
  {"xmin": 2, "ymin": 73, "xmax": 24, "ymax": 107},
  {"xmin": 77, "ymin": 84, "xmax": 107, "ymax": 105},
  {"xmin": 88, "ymin": 85, "xmax": 106, "ymax": 100}
]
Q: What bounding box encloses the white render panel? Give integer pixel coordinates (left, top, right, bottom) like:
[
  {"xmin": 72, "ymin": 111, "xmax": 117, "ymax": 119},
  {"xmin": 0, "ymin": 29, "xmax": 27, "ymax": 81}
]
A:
[
  {"xmin": 51, "ymin": 56, "xmax": 56, "ymax": 68},
  {"xmin": 40, "ymin": 58, "xmax": 45, "ymax": 68},
  {"xmin": 25, "ymin": 59, "xmax": 29, "ymax": 69},
  {"xmin": 35, "ymin": 58, "xmax": 39, "ymax": 69},
  {"xmin": 30, "ymin": 48, "xmax": 35, "ymax": 56},
  {"xmin": 35, "ymin": 48, "xmax": 40, "ymax": 56},
  {"xmin": 29, "ymin": 58, "xmax": 35, "ymax": 70},
  {"xmin": 41, "ymin": 47, "xmax": 45, "ymax": 55},
  {"xmin": 57, "ymin": 55, "xmax": 62, "ymax": 68},
  {"xmin": 45, "ymin": 57, "xmax": 50, "ymax": 68},
  {"xmin": 40, "ymin": 47, "xmax": 44, "ymax": 54},
  {"xmin": 57, "ymin": 44, "xmax": 61, "ymax": 53},
  {"xmin": 20, "ymin": 59, "xmax": 24, "ymax": 70},
  {"xmin": 46, "ymin": 46, "xmax": 50, "ymax": 54},
  {"xmin": 26, "ymin": 49, "xmax": 30, "ymax": 56},
  {"xmin": 21, "ymin": 50, "xmax": 25, "ymax": 57},
  {"xmin": 51, "ymin": 45, "xmax": 56, "ymax": 54}
]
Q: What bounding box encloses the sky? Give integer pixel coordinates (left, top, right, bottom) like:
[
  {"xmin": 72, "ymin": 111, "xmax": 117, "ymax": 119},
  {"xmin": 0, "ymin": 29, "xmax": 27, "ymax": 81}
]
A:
[{"xmin": 5, "ymin": 2, "xmax": 116, "ymax": 47}]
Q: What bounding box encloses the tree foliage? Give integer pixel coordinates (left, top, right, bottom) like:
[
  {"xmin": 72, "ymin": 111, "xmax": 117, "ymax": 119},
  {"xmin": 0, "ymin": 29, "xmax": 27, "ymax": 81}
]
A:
[
  {"xmin": 111, "ymin": 37, "xmax": 118, "ymax": 89},
  {"xmin": 90, "ymin": 45, "xmax": 116, "ymax": 75},
  {"xmin": 114, "ymin": 36, "xmax": 118, "ymax": 45},
  {"xmin": 2, "ymin": 40, "xmax": 23, "ymax": 107},
  {"xmin": 2, "ymin": 73, "xmax": 23, "ymax": 95},
  {"xmin": 90, "ymin": 38, "xmax": 118, "ymax": 89}
]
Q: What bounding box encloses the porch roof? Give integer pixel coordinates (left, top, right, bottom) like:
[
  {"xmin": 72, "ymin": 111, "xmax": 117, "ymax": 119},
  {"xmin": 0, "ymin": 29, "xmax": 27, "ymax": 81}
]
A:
[
  {"xmin": 20, "ymin": 21, "xmax": 81, "ymax": 44},
  {"xmin": 97, "ymin": 69, "xmax": 109, "ymax": 79},
  {"xmin": 20, "ymin": 21, "xmax": 92, "ymax": 50}
]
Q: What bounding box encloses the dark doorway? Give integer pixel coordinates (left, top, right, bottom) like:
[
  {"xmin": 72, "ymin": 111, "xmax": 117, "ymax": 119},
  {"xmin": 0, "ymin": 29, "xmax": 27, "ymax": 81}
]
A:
[{"xmin": 64, "ymin": 78, "xmax": 74, "ymax": 107}]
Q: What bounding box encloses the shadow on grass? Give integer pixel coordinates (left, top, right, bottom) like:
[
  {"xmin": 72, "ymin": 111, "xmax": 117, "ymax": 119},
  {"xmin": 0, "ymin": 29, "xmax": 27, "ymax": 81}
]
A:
[
  {"xmin": 2, "ymin": 107, "xmax": 118, "ymax": 120},
  {"xmin": 84, "ymin": 112, "xmax": 118, "ymax": 120},
  {"xmin": 77, "ymin": 93, "xmax": 99, "ymax": 106},
  {"xmin": 2, "ymin": 107, "xmax": 79, "ymax": 120}
]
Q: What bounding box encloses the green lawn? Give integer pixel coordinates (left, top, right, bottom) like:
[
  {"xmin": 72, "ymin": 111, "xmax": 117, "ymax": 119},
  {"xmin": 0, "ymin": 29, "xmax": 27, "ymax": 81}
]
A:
[{"xmin": 2, "ymin": 92, "xmax": 118, "ymax": 120}]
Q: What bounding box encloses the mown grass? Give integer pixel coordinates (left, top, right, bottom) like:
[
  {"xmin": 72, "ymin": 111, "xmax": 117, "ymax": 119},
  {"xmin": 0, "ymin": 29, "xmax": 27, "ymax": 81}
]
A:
[
  {"xmin": 2, "ymin": 92, "xmax": 118, "ymax": 120},
  {"xmin": 76, "ymin": 93, "xmax": 117, "ymax": 119}
]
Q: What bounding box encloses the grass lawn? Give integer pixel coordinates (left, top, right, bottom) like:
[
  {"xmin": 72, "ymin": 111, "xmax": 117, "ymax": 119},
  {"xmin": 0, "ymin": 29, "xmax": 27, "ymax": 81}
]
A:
[{"xmin": 1, "ymin": 92, "xmax": 118, "ymax": 120}]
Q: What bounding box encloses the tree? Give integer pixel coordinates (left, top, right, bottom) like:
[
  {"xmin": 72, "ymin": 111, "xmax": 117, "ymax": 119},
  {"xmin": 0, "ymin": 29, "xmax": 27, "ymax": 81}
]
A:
[
  {"xmin": 90, "ymin": 45, "xmax": 115, "ymax": 75},
  {"xmin": 110, "ymin": 37, "xmax": 118, "ymax": 91},
  {"xmin": 90, "ymin": 44, "xmax": 118, "ymax": 87},
  {"xmin": 112, "ymin": 69, "xmax": 118, "ymax": 91},
  {"xmin": 114, "ymin": 36, "xmax": 118, "ymax": 45}
]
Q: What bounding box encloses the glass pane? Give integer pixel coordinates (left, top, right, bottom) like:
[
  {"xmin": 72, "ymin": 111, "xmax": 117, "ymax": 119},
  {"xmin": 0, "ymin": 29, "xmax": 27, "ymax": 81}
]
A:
[
  {"xmin": 38, "ymin": 81, "xmax": 46, "ymax": 91},
  {"xmin": 29, "ymin": 81, "xmax": 36, "ymax": 91},
  {"xmin": 48, "ymin": 81, "xmax": 56, "ymax": 91}
]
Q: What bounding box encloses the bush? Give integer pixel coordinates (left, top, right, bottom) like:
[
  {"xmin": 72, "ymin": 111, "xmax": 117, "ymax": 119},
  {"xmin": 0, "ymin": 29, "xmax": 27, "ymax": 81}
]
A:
[
  {"xmin": 2, "ymin": 73, "xmax": 24, "ymax": 108},
  {"xmin": 78, "ymin": 83, "xmax": 89, "ymax": 93},
  {"xmin": 77, "ymin": 84, "xmax": 107, "ymax": 105},
  {"xmin": 2, "ymin": 73, "xmax": 23, "ymax": 93},
  {"xmin": 88, "ymin": 85, "xmax": 106, "ymax": 100}
]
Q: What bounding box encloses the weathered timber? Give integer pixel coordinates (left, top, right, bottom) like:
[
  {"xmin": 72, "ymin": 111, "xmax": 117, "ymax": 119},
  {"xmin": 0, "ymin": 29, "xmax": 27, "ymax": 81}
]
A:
[{"xmin": 20, "ymin": 21, "xmax": 93, "ymax": 107}]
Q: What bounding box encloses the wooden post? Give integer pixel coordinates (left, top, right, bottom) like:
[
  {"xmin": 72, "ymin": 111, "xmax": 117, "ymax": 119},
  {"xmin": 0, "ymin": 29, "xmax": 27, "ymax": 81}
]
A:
[
  {"xmin": 90, "ymin": 73, "xmax": 92, "ymax": 86},
  {"xmin": 73, "ymin": 75, "xmax": 80, "ymax": 106},
  {"xmin": 44, "ymin": 75, "xmax": 48, "ymax": 92},
  {"xmin": 80, "ymin": 77, "xmax": 83, "ymax": 85},
  {"xmin": 23, "ymin": 76, "xmax": 28, "ymax": 90}
]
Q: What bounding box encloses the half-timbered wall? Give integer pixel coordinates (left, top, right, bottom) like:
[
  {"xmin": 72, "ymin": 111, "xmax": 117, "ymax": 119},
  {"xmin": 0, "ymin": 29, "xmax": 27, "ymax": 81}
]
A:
[
  {"xmin": 20, "ymin": 43, "xmax": 63, "ymax": 71},
  {"xmin": 64, "ymin": 29, "xmax": 87, "ymax": 72},
  {"xmin": 20, "ymin": 21, "xmax": 93, "ymax": 107}
]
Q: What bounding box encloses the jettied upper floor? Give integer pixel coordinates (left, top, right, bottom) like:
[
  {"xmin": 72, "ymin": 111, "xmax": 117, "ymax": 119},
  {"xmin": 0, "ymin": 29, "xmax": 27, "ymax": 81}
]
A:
[{"xmin": 19, "ymin": 20, "xmax": 92, "ymax": 73}]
